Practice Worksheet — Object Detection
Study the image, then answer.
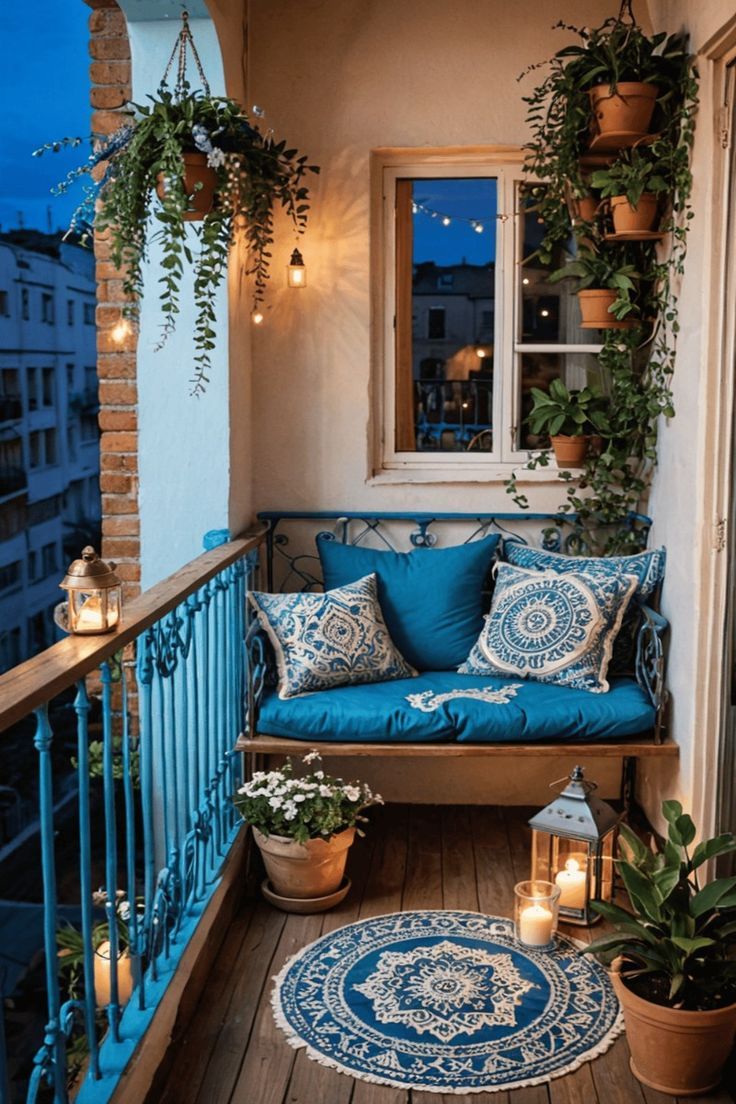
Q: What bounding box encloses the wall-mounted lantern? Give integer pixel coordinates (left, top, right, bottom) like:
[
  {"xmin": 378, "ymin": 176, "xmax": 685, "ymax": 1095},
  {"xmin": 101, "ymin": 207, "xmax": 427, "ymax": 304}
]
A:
[{"xmin": 287, "ymin": 247, "xmax": 307, "ymax": 288}]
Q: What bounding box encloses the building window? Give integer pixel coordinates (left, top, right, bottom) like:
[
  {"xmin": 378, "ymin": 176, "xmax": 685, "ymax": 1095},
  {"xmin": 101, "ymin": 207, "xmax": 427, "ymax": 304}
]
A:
[
  {"xmin": 29, "ymin": 429, "xmax": 57, "ymax": 469},
  {"xmin": 66, "ymin": 363, "xmax": 75, "ymax": 391},
  {"xmin": 41, "ymin": 542, "xmax": 57, "ymax": 575},
  {"xmin": 0, "ymin": 290, "xmax": 9, "ymax": 317},
  {"xmin": 21, "ymin": 287, "xmax": 29, "ymax": 321},
  {"xmin": 376, "ymin": 152, "xmax": 601, "ymax": 475},
  {"xmin": 83, "ymin": 301, "xmax": 95, "ymax": 325},
  {"xmin": 41, "ymin": 293, "xmax": 55, "ymax": 324},
  {"xmin": 67, "ymin": 299, "xmax": 75, "ymax": 326},
  {"xmin": 0, "ymin": 561, "xmax": 21, "ymax": 593},
  {"xmin": 42, "ymin": 367, "xmax": 54, "ymax": 407},
  {"xmin": 0, "ymin": 628, "xmax": 22, "ymax": 674},
  {"xmin": 27, "ymin": 366, "xmax": 39, "ymax": 410},
  {"xmin": 28, "ymin": 550, "xmax": 37, "ymax": 581}
]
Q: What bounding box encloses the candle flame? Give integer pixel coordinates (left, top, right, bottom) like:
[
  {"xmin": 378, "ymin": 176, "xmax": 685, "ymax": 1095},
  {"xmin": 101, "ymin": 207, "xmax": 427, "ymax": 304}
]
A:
[{"xmin": 565, "ymin": 858, "xmax": 580, "ymax": 873}]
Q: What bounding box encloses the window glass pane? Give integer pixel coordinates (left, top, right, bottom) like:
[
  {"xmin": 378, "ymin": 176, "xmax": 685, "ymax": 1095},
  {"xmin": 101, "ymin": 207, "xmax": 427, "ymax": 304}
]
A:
[
  {"xmin": 398, "ymin": 177, "xmax": 497, "ymax": 453},
  {"xmin": 518, "ymin": 352, "xmax": 604, "ymax": 451},
  {"xmin": 519, "ymin": 193, "xmax": 588, "ymax": 345}
]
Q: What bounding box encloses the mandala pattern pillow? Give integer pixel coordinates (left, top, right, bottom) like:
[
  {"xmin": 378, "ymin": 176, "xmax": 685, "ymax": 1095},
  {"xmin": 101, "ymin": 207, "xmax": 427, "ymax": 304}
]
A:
[
  {"xmin": 249, "ymin": 573, "xmax": 416, "ymax": 699},
  {"xmin": 458, "ymin": 563, "xmax": 639, "ymax": 693},
  {"xmin": 503, "ymin": 542, "xmax": 666, "ymax": 672}
]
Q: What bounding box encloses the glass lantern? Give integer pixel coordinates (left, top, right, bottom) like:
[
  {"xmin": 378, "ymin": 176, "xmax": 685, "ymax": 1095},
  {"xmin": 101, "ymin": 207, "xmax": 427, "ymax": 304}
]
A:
[
  {"xmin": 528, "ymin": 766, "xmax": 619, "ymax": 926},
  {"xmin": 287, "ymin": 247, "xmax": 307, "ymax": 288},
  {"xmin": 59, "ymin": 546, "xmax": 122, "ymax": 634}
]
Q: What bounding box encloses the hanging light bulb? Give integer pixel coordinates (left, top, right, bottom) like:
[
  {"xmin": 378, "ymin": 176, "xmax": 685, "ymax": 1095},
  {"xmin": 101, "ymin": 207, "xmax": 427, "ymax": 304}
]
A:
[
  {"xmin": 287, "ymin": 247, "xmax": 307, "ymax": 288},
  {"xmin": 442, "ymin": 216, "xmax": 451, "ymax": 227},
  {"xmin": 252, "ymin": 310, "xmax": 264, "ymax": 325},
  {"xmin": 474, "ymin": 223, "xmax": 484, "ymax": 234}
]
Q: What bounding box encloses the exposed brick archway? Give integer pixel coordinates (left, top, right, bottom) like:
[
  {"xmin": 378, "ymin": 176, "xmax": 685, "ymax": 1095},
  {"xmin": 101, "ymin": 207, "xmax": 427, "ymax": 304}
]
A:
[{"xmin": 84, "ymin": 0, "xmax": 140, "ymax": 602}]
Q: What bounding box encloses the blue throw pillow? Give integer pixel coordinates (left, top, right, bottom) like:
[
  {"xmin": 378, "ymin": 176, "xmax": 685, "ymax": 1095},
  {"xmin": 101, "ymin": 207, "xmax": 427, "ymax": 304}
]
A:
[
  {"xmin": 249, "ymin": 573, "xmax": 416, "ymax": 699},
  {"xmin": 317, "ymin": 533, "xmax": 500, "ymax": 671},
  {"xmin": 503, "ymin": 542, "xmax": 665, "ymax": 671},
  {"xmin": 459, "ymin": 562, "xmax": 639, "ymax": 693}
]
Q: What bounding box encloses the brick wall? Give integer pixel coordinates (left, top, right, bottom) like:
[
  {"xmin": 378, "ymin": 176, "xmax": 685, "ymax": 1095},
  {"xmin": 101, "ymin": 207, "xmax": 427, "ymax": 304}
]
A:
[{"xmin": 84, "ymin": 0, "xmax": 140, "ymax": 601}]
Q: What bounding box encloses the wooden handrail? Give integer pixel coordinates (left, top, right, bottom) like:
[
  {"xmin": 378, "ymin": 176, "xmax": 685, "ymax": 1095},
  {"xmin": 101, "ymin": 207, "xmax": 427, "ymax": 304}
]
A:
[{"xmin": 0, "ymin": 528, "xmax": 266, "ymax": 734}]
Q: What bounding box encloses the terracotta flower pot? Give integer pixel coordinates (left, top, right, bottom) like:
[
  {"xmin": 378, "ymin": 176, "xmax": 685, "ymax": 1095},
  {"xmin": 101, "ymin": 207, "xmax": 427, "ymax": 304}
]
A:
[
  {"xmin": 590, "ymin": 82, "xmax": 659, "ymax": 136},
  {"xmin": 578, "ymin": 288, "xmax": 619, "ymax": 327},
  {"xmin": 611, "ymin": 960, "xmax": 736, "ymax": 1097},
  {"xmin": 155, "ymin": 151, "xmax": 217, "ymax": 221},
  {"xmin": 611, "ymin": 193, "xmax": 659, "ymax": 233},
  {"xmin": 550, "ymin": 435, "xmax": 590, "ymax": 468},
  {"xmin": 253, "ymin": 826, "xmax": 356, "ymax": 899}
]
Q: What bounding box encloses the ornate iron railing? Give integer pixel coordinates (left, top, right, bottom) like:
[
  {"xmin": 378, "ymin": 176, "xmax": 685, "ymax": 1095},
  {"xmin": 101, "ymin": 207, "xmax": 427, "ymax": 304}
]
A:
[{"xmin": 0, "ymin": 529, "xmax": 263, "ymax": 1104}]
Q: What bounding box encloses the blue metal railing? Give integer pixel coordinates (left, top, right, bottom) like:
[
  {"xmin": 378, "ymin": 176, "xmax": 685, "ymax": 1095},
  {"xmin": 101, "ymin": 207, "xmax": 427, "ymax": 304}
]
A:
[{"xmin": 0, "ymin": 530, "xmax": 262, "ymax": 1104}]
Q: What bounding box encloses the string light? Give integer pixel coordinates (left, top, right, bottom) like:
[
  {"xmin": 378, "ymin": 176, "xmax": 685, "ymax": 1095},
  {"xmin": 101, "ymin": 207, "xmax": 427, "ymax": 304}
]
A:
[
  {"xmin": 411, "ymin": 199, "xmax": 499, "ymax": 234},
  {"xmin": 252, "ymin": 310, "xmax": 264, "ymax": 325},
  {"xmin": 522, "ymin": 277, "xmax": 530, "ymax": 286},
  {"xmin": 442, "ymin": 216, "xmax": 451, "ymax": 226},
  {"xmin": 111, "ymin": 318, "xmax": 131, "ymax": 344}
]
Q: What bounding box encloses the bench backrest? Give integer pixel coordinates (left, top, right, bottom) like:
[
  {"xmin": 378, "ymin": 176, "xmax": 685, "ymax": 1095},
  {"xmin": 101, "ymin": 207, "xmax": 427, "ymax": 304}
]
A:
[{"xmin": 257, "ymin": 510, "xmax": 653, "ymax": 594}]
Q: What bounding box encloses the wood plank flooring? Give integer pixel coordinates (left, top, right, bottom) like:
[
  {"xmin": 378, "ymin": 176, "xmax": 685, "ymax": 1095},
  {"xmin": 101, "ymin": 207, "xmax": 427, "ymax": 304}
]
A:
[{"xmin": 159, "ymin": 805, "xmax": 736, "ymax": 1104}]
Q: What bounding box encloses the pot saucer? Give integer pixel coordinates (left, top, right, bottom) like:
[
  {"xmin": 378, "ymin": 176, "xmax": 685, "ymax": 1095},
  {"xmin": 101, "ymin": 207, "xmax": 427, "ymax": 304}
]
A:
[{"xmin": 261, "ymin": 876, "xmax": 352, "ymax": 914}]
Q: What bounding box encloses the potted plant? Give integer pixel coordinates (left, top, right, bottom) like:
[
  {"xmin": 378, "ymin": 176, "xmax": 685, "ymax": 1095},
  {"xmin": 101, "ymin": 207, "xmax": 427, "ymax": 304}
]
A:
[
  {"xmin": 37, "ymin": 41, "xmax": 318, "ymax": 394},
  {"xmin": 584, "ymin": 802, "xmax": 736, "ymax": 1096},
  {"xmin": 549, "ymin": 247, "xmax": 642, "ymax": 328},
  {"xmin": 526, "ymin": 377, "xmax": 611, "ymax": 467},
  {"xmin": 233, "ymin": 751, "xmax": 382, "ymax": 912},
  {"xmin": 590, "ymin": 147, "xmax": 671, "ymax": 233}
]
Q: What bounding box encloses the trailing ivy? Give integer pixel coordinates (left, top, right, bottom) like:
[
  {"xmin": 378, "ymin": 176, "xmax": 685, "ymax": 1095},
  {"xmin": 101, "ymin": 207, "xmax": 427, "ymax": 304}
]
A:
[{"xmin": 507, "ymin": 16, "xmax": 698, "ymax": 553}]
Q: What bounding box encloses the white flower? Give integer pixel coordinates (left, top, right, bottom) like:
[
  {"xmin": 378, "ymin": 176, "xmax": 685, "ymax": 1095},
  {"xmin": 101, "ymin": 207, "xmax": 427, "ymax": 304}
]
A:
[
  {"xmin": 207, "ymin": 146, "xmax": 226, "ymax": 169},
  {"xmin": 319, "ymin": 785, "xmax": 333, "ymax": 798},
  {"xmin": 283, "ymin": 802, "xmax": 298, "ymax": 820},
  {"xmin": 343, "ymin": 785, "xmax": 361, "ymax": 802},
  {"xmin": 303, "ymin": 749, "xmax": 321, "ymax": 764},
  {"xmin": 293, "ymin": 793, "xmax": 306, "ymax": 803},
  {"xmin": 314, "ymin": 770, "xmax": 325, "ymax": 780},
  {"xmin": 118, "ymin": 899, "xmax": 131, "ymax": 921},
  {"xmin": 269, "ymin": 796, "xmax": 284, "ymax": 810}
]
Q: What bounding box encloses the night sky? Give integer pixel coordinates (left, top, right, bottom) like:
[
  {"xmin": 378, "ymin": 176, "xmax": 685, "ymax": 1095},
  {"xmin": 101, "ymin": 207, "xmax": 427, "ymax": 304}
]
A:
[
  {"xmin": 412, "ymin": 178, "xmax": 497, "ymax": 267},
  {"xmin": 0, "ymin": 1, "xmax": 90, "ymax": 233}
]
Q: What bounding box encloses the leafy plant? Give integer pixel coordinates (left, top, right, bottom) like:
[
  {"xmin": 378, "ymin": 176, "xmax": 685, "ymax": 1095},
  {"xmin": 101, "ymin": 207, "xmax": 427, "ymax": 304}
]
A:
[
  {"xmin": 233, "ymin": 750, "xmax": 383, "ymax": 845},
  {"xmin": 583, "ymin": 802, "xmax": 736, "ymax": 1011},
  {"xmin": 590, "ymin": 146, "xmax": 670, "ymax": 208},
  {"xmin": 549, "ymin": 246, "xmax": 642, "ymax": 320},
  {"xmin": 37, "ymin": 87, "xmax": 318, "ymax": 394},
  {"xmin": 527, "ymin": 378, "xmax": 611, "ymax": 438}
]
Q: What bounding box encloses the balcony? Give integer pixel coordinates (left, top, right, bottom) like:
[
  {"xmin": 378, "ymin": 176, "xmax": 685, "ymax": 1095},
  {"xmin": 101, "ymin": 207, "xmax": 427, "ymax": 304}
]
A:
[
  {"xmin": 0, "ymin": 465, "xmax": 27, "ymax": 498},
  {"xmin": 0, "ymin": 398, "xmax": 22, "ymax": 424}
]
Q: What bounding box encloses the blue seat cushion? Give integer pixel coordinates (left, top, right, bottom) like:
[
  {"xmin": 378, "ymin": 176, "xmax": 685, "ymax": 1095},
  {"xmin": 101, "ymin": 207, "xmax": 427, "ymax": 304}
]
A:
[
  {"xmin": 256, "ymin": 671, "xmax": 656, "ymax": 744},
  {"xmin": 317, "ymin": 534, "xmax": 500, "ymax": 671}
]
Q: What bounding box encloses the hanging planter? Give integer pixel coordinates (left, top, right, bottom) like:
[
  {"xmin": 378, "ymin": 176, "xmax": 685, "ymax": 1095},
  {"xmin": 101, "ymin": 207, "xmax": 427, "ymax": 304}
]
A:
[
  {"xmin": 589, "ymin": 82, "xmax": 659, "ymax": 148},
  {"xmin": 37, "ymin": 12, "xmax": 319, "ymax": 394}
]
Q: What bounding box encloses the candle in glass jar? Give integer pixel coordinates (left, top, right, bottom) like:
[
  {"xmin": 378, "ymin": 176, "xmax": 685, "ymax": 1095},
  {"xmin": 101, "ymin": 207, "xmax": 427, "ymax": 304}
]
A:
[
  {"xmin": 555, "ymin": 857, "xmax": 587, "ymax": 909},
  {"xmin": 94, "ymin": 940, "xmax": 134, "ymax": 1007},
  {"xmin": 519, "ymin": 902, "xmax": 554, "ymax": 946}
]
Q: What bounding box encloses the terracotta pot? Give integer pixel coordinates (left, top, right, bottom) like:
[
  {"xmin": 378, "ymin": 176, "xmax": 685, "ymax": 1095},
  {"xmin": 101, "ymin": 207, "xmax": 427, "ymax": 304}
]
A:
[
  {"xmin": 590, "ymin": 82, "xmax": 659, "ymax": 135},
  {"xmin": 611, "ymin": 193, "xmax": 659, "ymax": 233},
  {"xmin": 253, "ymin": 826, "xmax": 356, "ymax": 899},
  {"xmin": 578, "ymin": 288, "xmax": 619, "ymax": 327},
  {"xmin": 155, "ymin": 151, "xmax": 217, "ymax": 221},
  {"xmin": 550, "ymin": 435, "xmax": 589, "ymax": 468},
  {"xmin": 611, "ymin": 960, "xmax": 736, "ymax": 1096}
]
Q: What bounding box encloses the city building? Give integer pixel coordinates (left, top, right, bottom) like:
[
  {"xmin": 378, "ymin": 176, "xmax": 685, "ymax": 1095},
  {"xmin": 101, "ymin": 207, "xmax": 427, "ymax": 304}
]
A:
[{"xmin": 0, "ymin": 233, "xmax": 100, "ymax": 672}]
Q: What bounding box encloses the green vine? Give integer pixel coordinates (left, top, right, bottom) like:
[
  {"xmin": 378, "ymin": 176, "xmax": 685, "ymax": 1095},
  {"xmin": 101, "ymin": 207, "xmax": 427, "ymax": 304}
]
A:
[{"xmin": 507, "ymin": 15, "xmax": 698, "ymax": 553}]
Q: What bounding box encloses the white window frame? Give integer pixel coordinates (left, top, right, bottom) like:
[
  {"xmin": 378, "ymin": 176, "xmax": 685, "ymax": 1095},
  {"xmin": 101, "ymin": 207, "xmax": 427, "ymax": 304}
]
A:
[{"xmin": 370, "ymin": 147, "xmax": 602, "ymax": 484}]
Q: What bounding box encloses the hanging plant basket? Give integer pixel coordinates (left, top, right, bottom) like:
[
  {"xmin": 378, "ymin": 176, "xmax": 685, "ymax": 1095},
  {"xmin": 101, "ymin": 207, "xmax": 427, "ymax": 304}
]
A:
[
  {"xmin": 155, "ymin": 151, "xmax": 218, "ymax": 221},
  {"xmin": 589, "ymin": 82, "xmax": 659, "ymax": 147}
]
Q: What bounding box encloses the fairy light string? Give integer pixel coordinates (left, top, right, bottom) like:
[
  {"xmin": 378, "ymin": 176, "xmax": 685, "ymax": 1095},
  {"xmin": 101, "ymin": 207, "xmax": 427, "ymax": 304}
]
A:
[{"xmin": 411, "ymin": 199, "xmax": 509, "ymax": 234}]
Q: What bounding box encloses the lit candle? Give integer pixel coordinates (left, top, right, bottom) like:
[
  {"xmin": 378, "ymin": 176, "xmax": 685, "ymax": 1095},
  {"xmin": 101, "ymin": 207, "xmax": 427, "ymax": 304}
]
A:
[
  {"xmin": 94, "ymin": 941, "xmax": 134, "ymax": 1007},
  {"xmin": 519, "ymin": 902, "xmax": 554, "ymax": 947},
  {"xmin": 76, "ymin": 595, "xmax": 106, "ymax": 631},
  {"xmin": 555, "ymin": 858, "xmax": 587, "ymax": 910}
]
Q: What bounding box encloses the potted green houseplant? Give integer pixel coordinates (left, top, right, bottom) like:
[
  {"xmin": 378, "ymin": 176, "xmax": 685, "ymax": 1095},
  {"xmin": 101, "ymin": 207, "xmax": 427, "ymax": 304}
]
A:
[
  {"xmin": 590, "ymin": 147, "xmax": 671, "ymax": 233},
  {"xmin": 584, "ymin": 803, "xmax": 736, "ymax": 1096},
  {"xmin": 38, "ymin": 67, "xmax": 318, "ymax": 395},
  {"xmin": 233, "ymin": 751, "xmax": 382, "ymax": 912},
  {"xmin": 549, "ymin": 247, "xmax": 642, "ymax": 327},
  {"xmin": 526, "ymin": 377, "xmax": 611, "ymax": 467}
]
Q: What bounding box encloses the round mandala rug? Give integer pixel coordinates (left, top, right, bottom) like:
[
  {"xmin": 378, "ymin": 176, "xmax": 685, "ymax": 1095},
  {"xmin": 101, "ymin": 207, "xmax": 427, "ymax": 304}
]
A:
[{"xmin": 272, "ymin": 910, "xmax": 623, "ymax": 1094}]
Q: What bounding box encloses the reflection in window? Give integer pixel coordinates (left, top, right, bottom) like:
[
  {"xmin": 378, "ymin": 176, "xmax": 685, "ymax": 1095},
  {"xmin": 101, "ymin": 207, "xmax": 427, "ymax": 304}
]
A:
[{"xmin": 395, "ymin": 177, "xmax": 497, "ymax": 453}]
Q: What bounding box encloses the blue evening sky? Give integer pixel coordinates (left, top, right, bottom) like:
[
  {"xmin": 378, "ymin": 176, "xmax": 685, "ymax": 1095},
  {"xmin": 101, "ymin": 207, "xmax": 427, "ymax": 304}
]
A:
[
  {"xmin": 412, "ymin": 178, "xmax": 497, "ymax": 267},
  {"xmin": 0, "ymin": 1, "xmax": 90, "ymax": 232}
]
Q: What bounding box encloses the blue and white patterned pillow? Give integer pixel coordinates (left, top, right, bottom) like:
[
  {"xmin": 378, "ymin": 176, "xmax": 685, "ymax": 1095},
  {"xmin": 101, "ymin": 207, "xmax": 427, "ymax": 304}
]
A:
[
  {"xmin": 458, "ymin": 563, "xmax": 639, "ymax": 693},
  {"xmin": 503, "ymin": 543, "xmax": 666, "ymax": 671},
  {"xmin": 249, "ymin": 574, "xmax": 416, "ymax": 699}
]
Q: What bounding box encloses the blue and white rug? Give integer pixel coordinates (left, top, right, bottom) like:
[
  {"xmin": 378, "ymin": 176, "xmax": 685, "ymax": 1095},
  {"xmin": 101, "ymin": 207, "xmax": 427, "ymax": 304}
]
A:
[{"xmin": 272, "ymin": 910, "xmax": 623, "ymax": 1094}]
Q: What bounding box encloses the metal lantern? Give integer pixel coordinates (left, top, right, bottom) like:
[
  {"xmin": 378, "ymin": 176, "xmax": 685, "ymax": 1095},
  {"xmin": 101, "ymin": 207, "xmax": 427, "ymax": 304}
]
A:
[
  {"xmin": 287, "ymin": 247, "xmax": 307, "ymax": 288},
  {"xmin": 59, "ymin": 546, "xmax": 122, "ymax": 634},
  {"xmin": 528, "ymin": 765, "xmax": 619, "ymax": 926}
]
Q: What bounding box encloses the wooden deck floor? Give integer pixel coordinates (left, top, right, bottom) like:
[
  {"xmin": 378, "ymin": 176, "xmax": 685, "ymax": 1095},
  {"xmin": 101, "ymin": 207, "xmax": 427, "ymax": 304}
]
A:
[{"xmin": 159, "ymin": 805, "xmax": 736, "ymax": 1104}]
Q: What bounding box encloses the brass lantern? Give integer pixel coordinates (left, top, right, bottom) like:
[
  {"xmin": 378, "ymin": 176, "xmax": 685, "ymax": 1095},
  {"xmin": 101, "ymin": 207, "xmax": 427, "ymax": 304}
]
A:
[
  {"xmin": 60, "ymin": 546, "xmax": 122, "ymax": 634},
  {"xmin": 529, "ymin": 766, "xmax": 619, "ymax": 926},
  {"xmin": 287, "ymin": 247, "xmax": 307, "ymax": 288}
]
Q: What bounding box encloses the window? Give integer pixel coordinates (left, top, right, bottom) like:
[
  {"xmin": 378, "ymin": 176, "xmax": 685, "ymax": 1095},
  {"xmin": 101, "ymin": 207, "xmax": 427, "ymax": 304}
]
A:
[
  {"xmin": 0, "ymin": 561, "xmax": 21, "ymax": 593},
  {"xmin": 21, "ymin": 287, "xmax": 29, "ymax": 321},
  {"xmin": 66, "ymin": 363, "xmax": 75, "ymax": 391},
  {"xmin": 42, "ymin": 368, "xmax": 54, "ymax": 407},
  {"xmin": 0, "ymin": 291, "xmax": 9, "ymax": 317},
  {"xmin": 83, "ymin": 301, "xmax": 95, "ymax": 325},
  {"xmin": 28, "ymin": 550, "xmax": 38, "ymax": 581},
  {"xmin": 41, "ymin": 293, "xmax": 54, "ymax": 324},
  {"xmin": 67, "ymin": 299, "xmax": 75, "ymax": 326},
  {"xmin": 41, "ymin": 542, "xmax": 57, "ymax": 575},
  {"xmin": 28, "ymin": 429, "xmax": 57, "ymax": 469},
  {"xmin": 376, "ymin": 152, "xmax": 602, "ymax": 478},
  {"xmin": 27, "ymin": 366, "xmax": 39, "ymax": 410},
  {"xmin": 0, "ymin": 628, "xmax": 22, "ymax": 674},
  {"xmin": 27, "ymin": 496, "xmax": 59, "ymax": 526}
]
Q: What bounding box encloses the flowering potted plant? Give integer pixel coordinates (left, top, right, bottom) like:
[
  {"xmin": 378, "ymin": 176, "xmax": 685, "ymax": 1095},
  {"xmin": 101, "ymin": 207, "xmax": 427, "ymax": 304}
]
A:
[
  {"xmin": 584, "ymin": 802, "xmax": 736, "ymax": 1095},
  {"xmin": 234, "ymin": 751, "xmax": 382, "ymax": 911},
  {"xmin": 36, "ymin": 17, "xmax": 318, "ymax": 395}
]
